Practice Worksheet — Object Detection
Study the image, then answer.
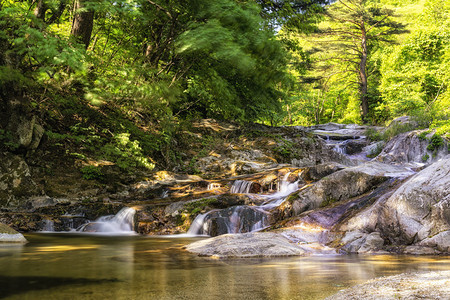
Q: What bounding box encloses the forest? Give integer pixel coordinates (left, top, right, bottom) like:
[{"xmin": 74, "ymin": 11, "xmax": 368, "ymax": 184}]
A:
[{"xmin": 0, "ymin": 0, "xmax": 449, "ymax": 172}]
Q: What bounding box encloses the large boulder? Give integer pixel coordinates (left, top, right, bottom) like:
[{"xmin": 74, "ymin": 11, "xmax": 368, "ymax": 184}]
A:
[
  {"xmin": 376, "ymin": 156, "xmax": 450, "ymax": 252},
  {"xmin": 185, "ymin": 232, "xmax": 307, "ymax": 258},
  {"xmin": 278, "ymin": 162, "xmax": 412, "ymax": 218},
  {"xmin": 0, "ymin": 152, "xmax": 42, "ymax": 208},
  {"xmin": 0, "ymin": 223, "xmax": 27, "ymax": 243},
  {"xmin": 376, "ymin": 130, "xmax": 448, "ymax": 165}
]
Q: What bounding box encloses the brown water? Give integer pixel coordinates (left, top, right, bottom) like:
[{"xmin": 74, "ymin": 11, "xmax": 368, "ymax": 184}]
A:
[{"xmin": 1, "ymin": 233, "xmax": 449, "ymax": 300}]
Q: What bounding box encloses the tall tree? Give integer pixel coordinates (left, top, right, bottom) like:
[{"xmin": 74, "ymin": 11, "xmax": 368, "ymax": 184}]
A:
[
  {"xmin": 71, "ymin": 0, "xmax": 95, "ymax": 49},
  {"xmin": 322, "ymin": 0, "xmax": 406, "ymax": 123}
]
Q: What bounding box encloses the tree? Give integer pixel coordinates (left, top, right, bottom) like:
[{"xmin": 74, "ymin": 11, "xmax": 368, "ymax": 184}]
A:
[
  {"xmin": 256, "ymin": 0, "xmax": 329, "ymax": 31},
  {"xmin": 321, "ymin": 0, "xmax": 406, "ymax": 123},
  {"xmin": 71, "ymin": 0, "xmax": 95, "ymax": 49}
]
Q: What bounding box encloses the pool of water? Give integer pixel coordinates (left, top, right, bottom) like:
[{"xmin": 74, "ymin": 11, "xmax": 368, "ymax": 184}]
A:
[{"xmin": 1, "ymin": 233, "xmax": 449, "ymax": 299}]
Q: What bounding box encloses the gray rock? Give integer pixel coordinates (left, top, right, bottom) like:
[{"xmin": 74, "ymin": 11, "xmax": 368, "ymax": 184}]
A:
[
  {"xmin": 29, "ymin": 123, "xmax": 45, "ymax": 150},
  {"xmin": 185, "ymin": 232, "xmax": 307, "ymax": 258},
  {"xmin": 403, "ymin": 245, "xmax": 438, "ymax": 255},
  {"xmin": 376, "ymin": 130, "xmax": 448, "ymax": 165},
  {"xmin": 0, "ymin": 152, "xmax": 42, "ymax": 207},
  {"xmin": 278, "ymin": 162, "xmax": 411, "ymax": 218},
  {"xmin": 358, "ymin": 232, "xmax": 384, "ymax": 253},
  {"xmin": 377, "ymin": 156, "xmax": 450, "ymax": 251},
  {"xmin": 0, "ymin": 223, "xmax": 27, "ymax": 243},
  {"xmin": 326, "ymin": 271, "xmax": 450, "ymax": 300}
]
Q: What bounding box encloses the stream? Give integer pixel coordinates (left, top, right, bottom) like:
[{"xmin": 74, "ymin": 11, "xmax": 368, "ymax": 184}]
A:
[{"xmin": 1, "ymin": 233, "xmax": 449, "ymax": 300}]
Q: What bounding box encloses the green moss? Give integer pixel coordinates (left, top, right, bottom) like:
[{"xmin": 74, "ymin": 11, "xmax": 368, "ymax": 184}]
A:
[
  {"xmin": 183, "ymin": 198, "xmax": 218, "ymax": 214},
  {"xmin": 80, "ymin": 166, "xmax": 104, "ymax": 180}
]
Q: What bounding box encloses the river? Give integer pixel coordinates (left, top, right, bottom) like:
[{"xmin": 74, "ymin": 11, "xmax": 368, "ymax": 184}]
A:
[{"xmin": 1, "ymin": 233, "xmax": 449, "ymax": 299}]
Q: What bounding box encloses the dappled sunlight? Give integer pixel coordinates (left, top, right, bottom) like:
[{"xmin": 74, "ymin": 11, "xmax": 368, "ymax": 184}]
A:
[{"xmin": 35, "ymin": 245, "xmax": 98, "ymax": 252}]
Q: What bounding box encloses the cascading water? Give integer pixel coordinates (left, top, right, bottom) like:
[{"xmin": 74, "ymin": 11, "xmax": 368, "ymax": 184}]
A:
[
  {"xmin": 230, "ymin": 180, "xmax": 253, "ymax": 194},
  {"xmin": 188, "ymin": 173, "xmax": 299, "ymax": 236},
  {"xmin": 76, "ymin": 207, "xmax": 136, "ymax": 234}
]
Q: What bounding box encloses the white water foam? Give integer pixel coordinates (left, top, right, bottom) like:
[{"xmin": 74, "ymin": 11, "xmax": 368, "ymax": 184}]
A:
[{"xmin": 76, "ymin": 207, "xmax": 137, "ymax": 235}]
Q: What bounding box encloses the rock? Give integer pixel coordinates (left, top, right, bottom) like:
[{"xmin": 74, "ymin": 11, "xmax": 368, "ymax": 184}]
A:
[
  {"xmin": 339, "ymin": 231, "xmax": 385, "ymax": 254},
  {"xmin": 358, "ymin": 232, "xmax": 384, "ymax": 253},
  {"xmin": 304, "ymin": 162, "xmax": 346, "ymax": 181},
  {"xmin": 419, "ymin": 231, "xmax": 450, "ymax": 253},
  {"xmin": 377, "ymin": 156, "xmax": 450, "ymax": 251},
  {"xmin": 386, "ymin": 116, "xmax": 419, "ymax": 130},
  {"xmin": 185, "ymin": 232, "xmax": 307, "ymax": 258},
  {"xmin": 192, "ymin": 206, "xmax": 269, "ymax": 236},
  {"xmin": 0, "ymin": 152, "xmax": 42, "ymax": 207},
  {"xmin": 345, "ymin": 139, "xmax": 367, "ymax": 155},
  {"xmin": 29, "ymin": 123, "xmax": 45, "ymax": 150},
  {"xmin": 376, "ymin": 130, "xmax": 448, "ymax": 165},
  {"xmin": 403, "ymin": 245, "xmax": 438, "ymax": 255},
  {"xmin": 278, "ymin": 162, "xmax": 409, "ymax": 218},
  {"xmin": 325, "ymin": 271, "xmax": 450, "ymax": 300},
  {"xmin": 0, "ymin": 223, "xmax": 27, "ymax": 243}
]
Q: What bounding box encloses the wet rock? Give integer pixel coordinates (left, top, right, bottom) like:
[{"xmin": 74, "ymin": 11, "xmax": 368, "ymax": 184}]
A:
[
  {"xmin": 345, "ymin": 139, "xmax": 367, "ymax": 155},
  {"xmin": 194, "ymin": 206, "xmax": 269, "ymax": 236},
  {"xmin": 278, "ymin": 162, "xmax": 409, "ymax": 218},
  {"xmin": 403, "ymin": 245, "xmax": 439, "ymax": 255},
  {"xmin": 377, "ymin": 156, "xmax": 450, "ymax": 251},
  {"xmin": 0, "ymin": 223, "xmax": 27, "ymax": 243},
  {"xmin": 185, "ymin": 232, "xmax": 307, "ymax": 258},
  {"xmin": 340, "ymin": 231, "xmax": 384, "ymax": 253},
  {"xmin": 304, "ymin": 162, "xmax": 346, "ymax": 181}
]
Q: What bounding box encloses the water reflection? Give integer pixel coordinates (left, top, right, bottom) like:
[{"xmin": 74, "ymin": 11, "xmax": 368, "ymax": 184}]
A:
[{"xmin": 0, "ymin": 233, "xmax": 449, "ymax": 299}]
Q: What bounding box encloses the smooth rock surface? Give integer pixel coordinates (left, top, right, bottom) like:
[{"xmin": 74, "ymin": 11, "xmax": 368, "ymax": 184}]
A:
[
  {"xmin": 377, "ymin": 156, "xmax": 450, "ymax": 250},
  {"xmin": 325, "ymin": 271, "xmax": 450, "ymax": 300},
  {"xmin": 376, "ymin": 130, "xmax": 448, "ymax": 165},
  {"xmin": 279, "ymin": 162, "xmax": 412, "ymax": 218},
  {"xmin": 0, "ymin": 223, "xmax": 27, "ymax": 243},
  {"xmin": 185, "ymin": 232, "xmax": 307, "ymax": 258}
]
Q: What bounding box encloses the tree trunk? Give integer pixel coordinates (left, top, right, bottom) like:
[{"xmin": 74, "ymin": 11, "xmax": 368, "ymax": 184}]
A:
[
  {"xmin": 34, "ymin": 0, "xmax": 47, "ymax": 20},
  {"xmin": 359, "ymin": 21, "xmax": 369, "ymax": 124},
  {"xmin": 71, "ymin": 0, "xmax": 94, "ymax": 49}
]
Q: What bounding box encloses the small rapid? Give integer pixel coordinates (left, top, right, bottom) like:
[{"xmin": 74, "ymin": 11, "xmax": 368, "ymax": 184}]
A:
[
  {"xmin": 76, "ymin": 207, "xmax": 137, "ymax": 235},
  {"xmin": 187, "ymin": 173, "xmax": 300, "ymax": 236}
]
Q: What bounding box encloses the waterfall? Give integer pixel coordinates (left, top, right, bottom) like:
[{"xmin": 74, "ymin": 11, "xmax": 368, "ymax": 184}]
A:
[
  {"xmin": 187, "ymin": 212, "xmax": 209, "ymax": 235},
  {"xmin": 187, "ymin": 173, "xmax": 299, "ymax": 236},
  {"xmin": 230, "ymin": 180, "xmax": 253, "ymax": 194},
  {"xmin": 41, "ymin": 219, "xmax": 54, "ymax": 232},
  {"xmin": 187, "ymin": 206, "xmax": 269, "ymax": 236},
  {"xmin": 207, "ymin": 183, "xmax": 221, "ymax": 190},
  {"xmin": 77, "ymin": 207, "xmax": 136, "ymax": 234}
]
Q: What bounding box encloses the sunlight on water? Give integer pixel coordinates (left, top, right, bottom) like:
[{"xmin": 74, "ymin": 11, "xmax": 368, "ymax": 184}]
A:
[{"xmin": 0, "ymin": 234, "xmax": 449, "ymax": 300}]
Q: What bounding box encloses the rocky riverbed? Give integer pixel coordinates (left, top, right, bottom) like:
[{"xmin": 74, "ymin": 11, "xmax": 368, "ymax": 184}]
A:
[{"xmin": 1, "ymin": 119, "xmax": 449, "ymax": 258}]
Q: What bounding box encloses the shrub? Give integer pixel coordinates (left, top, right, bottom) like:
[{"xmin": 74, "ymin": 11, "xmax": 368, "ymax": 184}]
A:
[{"xmin": 80, "ymin": 166, "xmax": 104, "ymax": 180}]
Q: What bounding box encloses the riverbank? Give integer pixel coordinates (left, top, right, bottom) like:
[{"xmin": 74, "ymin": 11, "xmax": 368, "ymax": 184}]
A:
[{"xmin": 326, "ymin": 270, "xmax": 450, "ymax": 300}]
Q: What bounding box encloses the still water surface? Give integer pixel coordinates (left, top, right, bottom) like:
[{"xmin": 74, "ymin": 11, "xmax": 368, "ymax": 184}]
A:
[{"xmin": 1, "ymin": 233, "xmax": 449, "ymax": 300}]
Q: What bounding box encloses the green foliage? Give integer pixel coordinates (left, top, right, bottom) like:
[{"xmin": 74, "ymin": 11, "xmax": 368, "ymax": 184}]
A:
[
  {"xmin": 421, "ymin": 154, "xmax": 430, "ymax": 162},
  {"xmin": 183, "ymin": 198, "xmax": 218, "ymax": 216},
  {"xmin": 80, "ymin": 165, "xmax": 104, "ymax": 180},
  {"xmin": 418, "ymin": 131, "xmax": 429, "ymax": 141},
  {"xmin": 426, "ymin": 134, "xmax": 444, "ymax": 151},
  {"xmin": 102, "ymin": 133, "xmax": 155, "ymax": 172},
  {"xmin": 0, "ymin": 129, "xmax": 19, "ymax": 151},
  {"xmin": 274, "ymin": 137, "xmax": 303, "ymax": 160},
  {"xmin": 365, "ymin": 128, "xmax": 383, "ymax": 142}
]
